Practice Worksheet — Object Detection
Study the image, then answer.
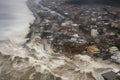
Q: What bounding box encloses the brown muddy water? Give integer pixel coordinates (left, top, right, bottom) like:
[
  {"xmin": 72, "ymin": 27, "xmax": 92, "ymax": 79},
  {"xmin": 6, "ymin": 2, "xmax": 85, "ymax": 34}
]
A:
[{"xmin": 0, "ymin": 39, "xmax": 120, "ymax": 80}]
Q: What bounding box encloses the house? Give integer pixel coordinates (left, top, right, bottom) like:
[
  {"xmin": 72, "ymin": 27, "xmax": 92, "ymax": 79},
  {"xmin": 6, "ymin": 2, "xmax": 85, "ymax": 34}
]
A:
[
  {"xmin": 87, "ymin": 45, "xmax": 100, "ymax": 56},
  {"xmin": 111, "ymin": 51, "xmax": 120, "ymax": 64},
  {"xmin": 109, "ymin": 46, "xmax": 119, "ymax": 54},
  {"xmin": 91, "ymin": 29, "xmax": 99, "ymax": 38}
]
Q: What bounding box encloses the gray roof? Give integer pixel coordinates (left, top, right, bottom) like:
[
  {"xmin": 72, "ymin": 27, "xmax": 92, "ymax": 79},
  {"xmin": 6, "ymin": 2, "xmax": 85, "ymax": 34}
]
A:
[{"xmin": 102, "ymin": 71, "xmax": 120, "ymax": 80}]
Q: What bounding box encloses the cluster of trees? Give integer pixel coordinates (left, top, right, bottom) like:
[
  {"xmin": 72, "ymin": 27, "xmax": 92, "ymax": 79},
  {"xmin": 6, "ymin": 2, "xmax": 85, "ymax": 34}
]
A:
[{"xmin": 66, "ymin": 0, "xmax": 120, "ymax": 5}]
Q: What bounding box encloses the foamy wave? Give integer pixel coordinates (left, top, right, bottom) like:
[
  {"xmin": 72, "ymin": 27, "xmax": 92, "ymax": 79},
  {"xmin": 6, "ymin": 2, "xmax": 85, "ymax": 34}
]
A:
[{"xmin": 0, "ymin": 0, "xmax": 35, "ymax": 44}]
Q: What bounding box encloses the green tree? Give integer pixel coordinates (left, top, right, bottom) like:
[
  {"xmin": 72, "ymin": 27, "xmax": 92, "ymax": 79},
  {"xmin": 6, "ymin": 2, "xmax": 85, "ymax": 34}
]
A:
[{"xmin": 66, "ymin": 0, "xmax": 120, "ymax": 4}]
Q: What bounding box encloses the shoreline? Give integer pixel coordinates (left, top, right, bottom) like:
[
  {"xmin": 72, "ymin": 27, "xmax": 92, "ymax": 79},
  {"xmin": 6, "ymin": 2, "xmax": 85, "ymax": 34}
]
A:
[{"xmin": 25, "ymin": 0, "xmax": 40, "ymax": 44}]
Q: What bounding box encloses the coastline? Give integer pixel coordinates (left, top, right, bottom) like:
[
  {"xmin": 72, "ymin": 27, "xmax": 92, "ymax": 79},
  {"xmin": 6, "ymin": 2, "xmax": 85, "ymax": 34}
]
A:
[
  {"xmin": 0, "ymin": 0, "xmax": 119, "ymax": 80},
  {"xmin": 25, "ymin": 0, "xmax": 40, "ymax": 44}
]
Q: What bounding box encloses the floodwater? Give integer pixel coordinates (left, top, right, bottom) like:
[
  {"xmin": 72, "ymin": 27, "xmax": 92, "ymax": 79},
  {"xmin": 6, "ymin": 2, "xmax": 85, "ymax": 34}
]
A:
[{"xmin": 0, "ymin": 0, "xmax": 120, "ymax": 80}]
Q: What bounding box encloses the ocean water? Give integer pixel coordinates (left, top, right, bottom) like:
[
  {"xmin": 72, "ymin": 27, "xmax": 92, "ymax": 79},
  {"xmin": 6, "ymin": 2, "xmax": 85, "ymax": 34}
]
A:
[
  {"xmin": 0, "ymin": 0, "xmax": 60, "ymax": 79},
  {"xmin": 0, "ymin": 0, "xmax": 35, "ymax": 43}
]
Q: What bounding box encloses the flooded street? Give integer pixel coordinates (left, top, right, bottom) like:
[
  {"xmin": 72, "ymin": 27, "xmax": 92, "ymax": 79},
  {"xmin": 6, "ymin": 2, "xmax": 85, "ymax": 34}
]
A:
[{"xmin": 0, "ymin": 36, "xmax": 120, "ymax": 80}]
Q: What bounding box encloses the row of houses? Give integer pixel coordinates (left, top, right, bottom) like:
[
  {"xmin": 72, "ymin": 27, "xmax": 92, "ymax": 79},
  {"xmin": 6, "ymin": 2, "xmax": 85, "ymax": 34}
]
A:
[{"xmin": 32, "ymin": 1, "xmax": 120, "ymax": 64}]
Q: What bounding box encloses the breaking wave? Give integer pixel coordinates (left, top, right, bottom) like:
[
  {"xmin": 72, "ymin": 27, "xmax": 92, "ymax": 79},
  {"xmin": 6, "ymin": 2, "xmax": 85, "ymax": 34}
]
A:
[{"xmin": 0, "ymin": 0, "xmax": 35, "ymax": 44}]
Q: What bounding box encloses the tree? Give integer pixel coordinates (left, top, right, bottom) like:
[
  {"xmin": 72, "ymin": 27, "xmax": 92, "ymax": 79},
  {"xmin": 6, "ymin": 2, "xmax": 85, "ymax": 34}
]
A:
[{"xmin": 66, "ymin": 0, "xmax": 120, "ymax": 5}]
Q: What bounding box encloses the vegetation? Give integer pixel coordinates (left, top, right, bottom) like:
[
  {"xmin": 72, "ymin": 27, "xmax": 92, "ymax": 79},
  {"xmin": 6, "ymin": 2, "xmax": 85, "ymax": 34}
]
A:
[
  {"xmin": 66, "ymin": 0, "xmax": 120, "ymax": 5},
  {"xmin": 109, "ymin": 27, "xmax": 120, "ymax": 35}
]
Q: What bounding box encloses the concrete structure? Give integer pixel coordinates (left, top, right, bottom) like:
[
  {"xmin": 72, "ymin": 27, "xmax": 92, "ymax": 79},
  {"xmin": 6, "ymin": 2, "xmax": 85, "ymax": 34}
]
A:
[{"xmin": 91, "ymin": 29, "xmax": 99, "ymax": 38}]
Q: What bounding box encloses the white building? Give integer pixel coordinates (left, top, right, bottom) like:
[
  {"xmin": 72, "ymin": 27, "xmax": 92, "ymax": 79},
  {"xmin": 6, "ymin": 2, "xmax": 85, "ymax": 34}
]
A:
[{"xmin": 91, "ymin": 29, "xmax": 99, "ymax": 38}]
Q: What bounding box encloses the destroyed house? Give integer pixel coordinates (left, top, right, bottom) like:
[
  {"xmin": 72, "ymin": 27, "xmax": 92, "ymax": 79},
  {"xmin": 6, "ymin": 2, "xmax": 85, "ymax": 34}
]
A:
[
  {"xmin": 41, "ymin": 31, "xmax": 53, "ymax": 38},
  {"xmin": 102, "ymin": 71, "xmax": 120, "ymax": 80}
]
